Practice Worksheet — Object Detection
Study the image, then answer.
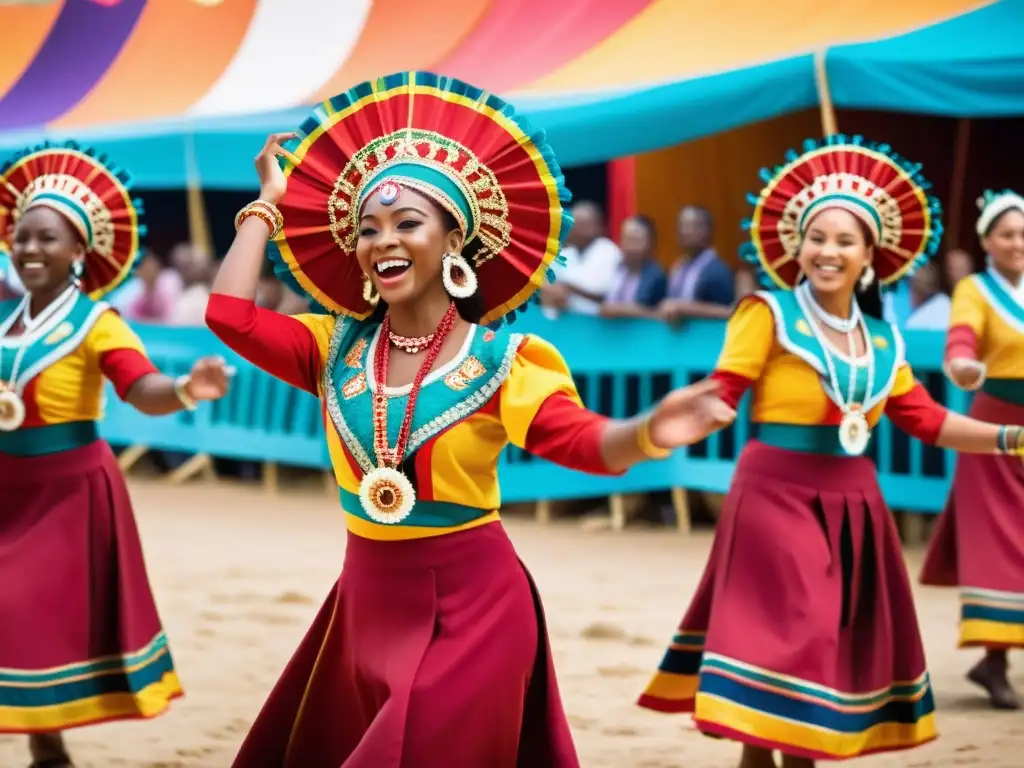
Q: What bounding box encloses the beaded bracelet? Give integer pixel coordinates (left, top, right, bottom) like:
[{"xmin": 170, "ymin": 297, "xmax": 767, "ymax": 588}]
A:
[
  {"xmin": 996, "ymin": 425, "xmax": 1024, "ymax": 455},
  {"xmin": 235, "ymin": 200, "xmax": 283, "ymax": 239},
  {"xmin": 637, "ymin": 416, "xmax": 672, "ymax": 459}
]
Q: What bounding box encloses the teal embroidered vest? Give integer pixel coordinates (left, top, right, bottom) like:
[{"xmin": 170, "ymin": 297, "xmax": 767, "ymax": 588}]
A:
[
  {"xmin": 974, "ymin": 270, "xmax": 1024, "ymax": 335},
  {"xmin": 323, "ymin": 318, "xmax": 523, "ymax": 526},
  {"xmin": 0, "ymin": 292, "xmax": 109, "ymax": 394},
  {"xmin": 756, "ymin": 289, "xmax": 904, "ymax": 412}
]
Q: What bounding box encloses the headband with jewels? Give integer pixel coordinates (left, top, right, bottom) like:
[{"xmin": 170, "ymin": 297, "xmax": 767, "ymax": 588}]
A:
[
  {"xmin": 269, "ymin": 71, "xmax": 572, "ymax": 324},
  {"xmin": 0, "ymin": 141, "xmax": 145, "ymax": 300},
  {"xmin": 740, "ymin": 135, "xmax": 943, "ymax": 290},
  {"xmin": 976, "ymin": 189, "xmax": 1024, "ymax": 237}
]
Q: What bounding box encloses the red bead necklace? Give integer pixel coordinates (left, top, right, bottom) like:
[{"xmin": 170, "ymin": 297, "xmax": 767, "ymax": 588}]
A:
[{"xmin": 371, "ymin": 302, "xmax": 458, "ymax": 469}]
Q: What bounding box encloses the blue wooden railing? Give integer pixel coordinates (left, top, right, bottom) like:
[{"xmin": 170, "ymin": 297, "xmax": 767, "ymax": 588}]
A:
[{"xmin": 101, "ymin": 316, "xmax": 968, "ymax": 512}]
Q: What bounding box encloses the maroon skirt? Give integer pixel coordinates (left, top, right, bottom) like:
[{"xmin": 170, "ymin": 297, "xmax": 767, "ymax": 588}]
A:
[
  {"xmin": 231, "ymin": 522, "xmax": 579, "ymax": 768},
  {"xmin": 0, "ymin": 440, "xmax": 181, "ymax": 733},
  {"xmin": 638, "ymin": 441, "xmax": 936, "ymax": 760},
  {"xmin": 921, "ymin": 392, "xmax": 1024, "ymax": 648}
]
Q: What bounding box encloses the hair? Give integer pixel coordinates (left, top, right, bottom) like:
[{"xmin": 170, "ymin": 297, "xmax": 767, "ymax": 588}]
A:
[
  {"xmin": 681, "ymin": 205, "xmax": 714, "ymax": 235},
  {"xmin": 573, "ymin": 200, "xmax": 605, "ymax": 225},
  {"xmin": 851, "ymin": 215, "xmax": 883, "ymax": 319},
  {"xmin": 983, "ymin": 205, "xmax": 1024, "ymax": 237},
  {"xmin": 367, "ymin": 204, "xmax": 486, "ymax": 325},
  {"xmin": 625, "ymin": 213, "xmax": 657, "ymax": 244}
]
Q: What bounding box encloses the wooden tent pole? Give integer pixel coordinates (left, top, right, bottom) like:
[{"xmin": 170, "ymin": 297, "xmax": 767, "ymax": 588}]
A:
[
  {"xmin": 814, "ymin": 49, "xmax": 838, "ymax": 136},
  {"xmin": 947, "ymin": 118, "xmax": 973, "ymax": 249}
]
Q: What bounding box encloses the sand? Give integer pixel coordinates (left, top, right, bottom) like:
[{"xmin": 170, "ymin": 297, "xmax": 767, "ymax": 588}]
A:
[{"xmin": 1, "ymin": 480, "xmax": 1022, "ymax": 767}]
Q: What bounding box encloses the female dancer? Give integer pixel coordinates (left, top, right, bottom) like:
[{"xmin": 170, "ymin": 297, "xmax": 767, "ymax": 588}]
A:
[
  {"xmin": 0, "ymin": 142, "xmax": 230, "ymax": 767},
  {"xmin": 637, "ymin": 137, "xmax": 1024, "ymax": 768},
  {"xmin": 205, "ymin": 71, "xmax": 730, "ymax": 767},
  {"xmin": 921, "ymin": 190, "xmax": 1024, "ymax": 709}
]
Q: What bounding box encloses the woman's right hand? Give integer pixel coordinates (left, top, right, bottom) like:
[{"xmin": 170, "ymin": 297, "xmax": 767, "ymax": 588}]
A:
[
  {"xmin": 255, "ymin": 132, "xmax": 298, "ymax": 204},
  {"xmin": 947, "ymin": 357, "xmax": 987, "ymax": 391}
]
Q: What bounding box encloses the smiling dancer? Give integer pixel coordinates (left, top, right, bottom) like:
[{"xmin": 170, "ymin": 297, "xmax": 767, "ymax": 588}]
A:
[
  {"xmin": 921, "ymin": 190, "xmax": 1024, "ymax": 710},
  {"xmin": 0, "ymin": 142, "xmax": 230, "ymax": 768},
  {"xmin": 637, "ymin": 136, "xmax": 1024, "ymax": 768},
  {"xmin": 205, "ymin": 71, "xmax": 731, "ymax": 767}
]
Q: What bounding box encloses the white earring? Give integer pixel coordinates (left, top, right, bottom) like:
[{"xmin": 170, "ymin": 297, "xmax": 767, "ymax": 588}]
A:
[
  {"xmin": 859, "ymin": 265, "xmax": 875, "ymax": 291},
  {"xmin": 362, "ymin": 273, "xmax": 379, "ymax": 306},
  {"xmin": 441, "ymin": 252, "xmax": 477, "ymax": 299}
]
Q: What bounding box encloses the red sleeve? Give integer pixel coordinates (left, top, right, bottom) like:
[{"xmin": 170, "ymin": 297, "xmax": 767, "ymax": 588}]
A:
[
  {"xmin": 885, "ymin": 382, "xmax": 949, "ymax": 444},
  {"xmin": 100, "ymin": 348, "xmax": 160, "ymax": 401},
  {"xmin": 523, "ymin": 392, "xmax": 622, "ymax": 476},
  {"xmin": 205, "ymin": 293, "xmax": 321, "ymax": 396},
  {"xmin": 710, "ymin": 369, "xmax": 754, "ymax": 410},
  {"xmin": 945, "ymin": 324, "xmax": 979, "ymax": 363}
]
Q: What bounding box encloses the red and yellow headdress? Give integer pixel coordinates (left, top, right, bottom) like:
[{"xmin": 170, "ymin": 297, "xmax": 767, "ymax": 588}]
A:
[
  {"xmin": 741, "ymin": 135, "xmax": 943, "ymax": 290},
  {"xmin": 0, "ymin": 141, "xmax": 145, "ymax": 300},
  {"xmin": 270, "ymin": 71, "xmax": 572, "ymax": 325}
]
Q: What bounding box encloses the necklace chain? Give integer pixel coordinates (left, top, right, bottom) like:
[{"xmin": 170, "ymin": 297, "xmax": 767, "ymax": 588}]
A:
[
  {"xmin": 0, "ymin": 285, "xmax": 78, "ymax": 391},
  {"xmin": 371, "ymin": 304, "xmax": 457, "ymax": 469},
  {"xmin": 803, "ymin": 283, "xmax": 860, "ymax": 332},
  {"xmin": 389, "ymin": 330, "xmax": 435, "ymax": 354}
]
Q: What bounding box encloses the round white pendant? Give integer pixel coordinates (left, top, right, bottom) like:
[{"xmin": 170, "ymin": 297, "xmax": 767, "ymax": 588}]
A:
[
  {"xmin": 359, "ymin": 466, "xmax": 416, "ymax": 524},
  {"xmin": 838, "ymin": 409, "xmax": 870, "ymax": 456},
  {"xmin": 0, "ymin": 388, "xmax": 25, "ymax": 432}
]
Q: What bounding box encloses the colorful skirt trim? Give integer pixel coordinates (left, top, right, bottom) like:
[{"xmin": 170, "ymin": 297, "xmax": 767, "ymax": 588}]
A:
[
  {"xmin": 639, "ymin": 441, "xmax": 936, "ymax": 760},
  {"xmin": 921, "ymin": 392, "xmax": 1024, "ymax": 648},
  {"xmin": 0, "ymin": 440, "xmax": 181, "ymax": 733},
  {"xmin": 231, "ymin": 522, "xmax": 578, "ymax": 768}
]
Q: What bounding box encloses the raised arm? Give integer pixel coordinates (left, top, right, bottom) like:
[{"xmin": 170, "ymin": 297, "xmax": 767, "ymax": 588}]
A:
[
  {"xmin": 885, "ymin": 363, "xmax": 1024, "ymax": 454},
  {"xmin": 205, "ymin": 133, "xmax": 333, "ymax": 396}
]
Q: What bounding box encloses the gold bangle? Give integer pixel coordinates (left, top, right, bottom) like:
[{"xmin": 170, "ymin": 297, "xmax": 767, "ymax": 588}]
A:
[
  {"xmin": 636, "ymin": 416, "xmax": 672, "ymax": 459},
  {"xmin": 234, "ymin": 200, "xmax": 282, "ymax": 238},
  {"xmin": 238, "ymin": 208, "xmax": 277, "ymax": 237}
]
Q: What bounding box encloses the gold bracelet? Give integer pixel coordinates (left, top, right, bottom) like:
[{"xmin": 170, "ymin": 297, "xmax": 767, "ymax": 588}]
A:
[
  {"xmin": 237, "ymin": 208, "xmax": 277, "ymax": 237},
  {"xmin": 234, "ymin": 200, "xmax": 283, "ymax": 238},
  {"xmin": 174, "ymin": 374, "xmax": 197, "ymax": 412},
  {"xmin": 636, "ymin": 416, "xmax": 672, "ymax": 459}
]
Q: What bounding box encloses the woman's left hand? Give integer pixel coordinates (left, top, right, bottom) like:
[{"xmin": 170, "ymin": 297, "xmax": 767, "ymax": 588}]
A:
[
  {"xmin": 185, "ymin": 356, "xmax": 233, "ymax": 402},
  {"xmin": 647, "ymin": 378, "xmax": 736, "ymax": 448}
]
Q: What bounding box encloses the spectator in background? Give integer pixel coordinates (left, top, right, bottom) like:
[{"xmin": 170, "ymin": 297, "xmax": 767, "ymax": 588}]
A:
[
  {"xmin": 540, "ymin": 200, "xmax": 621, "ymax": 316},
  {"xmin": 168, "ymin": 244, "xmax": 213, "ymax": 326},
  {"xmin": 113, "ymin": 248, "xmax": 182, "ymax": 322},
  {"xmin": 599, "ymin": 215, "xmax": 667, "ymax": 318},
  {"xmin": 0, "ymin": 249, "xmax": 23, "ymax": 301},
  {"xmin": 657, "ymin": 205, "xmax": 734, "ymax": 322},
  {"xmin": 944, "ymin": 247, "xmax": 976, "ymax": 288},
  {"xmin": 905, "ymin": 261, "xmax": 951, "ymax": 330}
]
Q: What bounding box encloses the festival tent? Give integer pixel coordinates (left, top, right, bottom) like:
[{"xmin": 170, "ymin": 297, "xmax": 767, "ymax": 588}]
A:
[{"xmin": 0, "ymin": 0, "xmax": 1016, "ymax": 188}]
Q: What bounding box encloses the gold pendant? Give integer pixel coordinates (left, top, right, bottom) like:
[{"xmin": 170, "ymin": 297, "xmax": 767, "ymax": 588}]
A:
[
  {"xmin": 838, "ymin": 409, "xmax": 870, "ymax": 456},
  {"xmin": 0, "ymin": 387, "xmax": 25, "ymax": 432}
]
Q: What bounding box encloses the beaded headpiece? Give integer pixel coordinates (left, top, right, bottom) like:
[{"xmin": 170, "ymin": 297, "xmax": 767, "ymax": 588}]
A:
[
  {"xmin": 976, "ymin": 189, "xmax": 1024, "ymax": 237},
  {"xmin": 271, "ymin": 71, "xmax": 571, "ymax": 324},
  {"xmin": 0, "ymin": 141, "xmax": 144, "ymax": 300},
  {"xmin": 741, "ymin": 135, "xmax": 943, "ymax": 290}
]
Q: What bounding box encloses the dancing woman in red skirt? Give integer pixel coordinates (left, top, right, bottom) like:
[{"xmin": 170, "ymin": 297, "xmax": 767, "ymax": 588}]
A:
[
  {"xmin": 921, "ymin": 190, "xmax": 1024, "ymax": 709},
  {"xmin": 638, "ymin": 137, "xmax": 1024, "ymax": 768},
  {"xmin": 0, "ymin": 143, "xmax": 231, "ymax": 768},
  {"xmin": 204, "ymin": 71, "xmax": 729, "ymax": 768}
]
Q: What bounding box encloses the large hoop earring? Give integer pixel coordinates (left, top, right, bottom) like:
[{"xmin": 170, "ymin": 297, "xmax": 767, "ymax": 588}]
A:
[
  {"xmin": 858, "ymin": 264, "xmax": 875, "ymax": 291},
  {"xmin": 441, "ymin": 252, "xmax": 478, "ymax": 299},
  {"xmin": 362, "ymin": 273, "xmax": 379, "ymax": 306}
]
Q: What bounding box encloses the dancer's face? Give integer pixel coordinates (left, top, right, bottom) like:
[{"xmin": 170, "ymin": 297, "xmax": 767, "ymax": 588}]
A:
[
  {"xmin": 797, "ymin": 208, "xmax": 874, "ymax": 297},
  {"xmin": 356, "ymin": 186, "xmax": 464, "ymax": 308},
  {"xmin": 983, "ymin": 208, "xmax": 1024, "ymax": 279},
  {"xmin": 9, "ymin": 206, "xmax": 85, "ymax": 296}
]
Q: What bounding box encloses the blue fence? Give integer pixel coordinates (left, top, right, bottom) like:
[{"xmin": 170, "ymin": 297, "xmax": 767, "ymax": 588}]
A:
[{"xmin": 101, "ymin": 316, "xmax": 968, "ymax": 512}]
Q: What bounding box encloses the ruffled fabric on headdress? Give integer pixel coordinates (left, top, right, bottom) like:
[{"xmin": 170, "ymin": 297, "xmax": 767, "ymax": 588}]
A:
[
  {"xmin": 269, "ymin": 71, "xmax": 572, "ymax": 324},
  {"xmin": 0, "ymin": 141, "xmax": 145, "ymax": 300},
  {"xmin": 976, "ymin": 189, "xmax": 1024, "ymax": 237},
  {"xmin": 741, "ymin": 134, "xmax": 943, "ymax": 290}
]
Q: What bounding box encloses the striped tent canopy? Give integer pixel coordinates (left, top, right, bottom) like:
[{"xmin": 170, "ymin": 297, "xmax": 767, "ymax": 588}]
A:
[{"xmin": 0, "ymin": 0, "xmax": 1018, "ymax": 187}]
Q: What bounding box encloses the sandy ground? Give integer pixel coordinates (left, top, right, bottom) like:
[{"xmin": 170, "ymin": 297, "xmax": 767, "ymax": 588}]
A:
[{"xmin": 1, "ymin": 480, "xmax": 1022, "ymax": 768}]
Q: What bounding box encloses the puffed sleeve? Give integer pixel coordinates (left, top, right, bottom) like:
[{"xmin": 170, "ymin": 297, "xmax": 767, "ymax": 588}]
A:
[
  {"xmin": 205, "ymin": 293, "xmax": 335, "ymax": 396},
  {"xmin": 945, "ymin": 277, "xmax": 986, "ymax": 363},
  {"xmin": 88, "ymin": 310, "xmax": 159, "ymax": 400},
  {"xmin": 710, "ymin": 295, "xmax": 774, "ymax": 408},
  {"xmin": 884, "ymin": 362, "xmax": 949, "ymax": 444},
  {"xmin": 499, "ymin": 334, "xmax": 618, "ymax": 475}
]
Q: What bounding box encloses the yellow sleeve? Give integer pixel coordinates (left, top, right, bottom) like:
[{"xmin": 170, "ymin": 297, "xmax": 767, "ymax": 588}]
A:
[
  {"xmin": 948, "ymin": 277, "xmax": 987, "ymax": 336},
  {"xmin": 86, "ymin": 309, "xmax": 147, "ymax": 360},
  {"xmin": 499, "ymin": 334, "xmax": 582, "ymax": 449},
  {"xmin": 714, "ymin": 296, "xmax": 774, "ymax": 379},
  {"xmin": 890, "ymin": 363, "xmax": 917, "ymax": 398},
  {"xmin": 290, "ymin": 312, "xmax": 336, "ymax": 383}
]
